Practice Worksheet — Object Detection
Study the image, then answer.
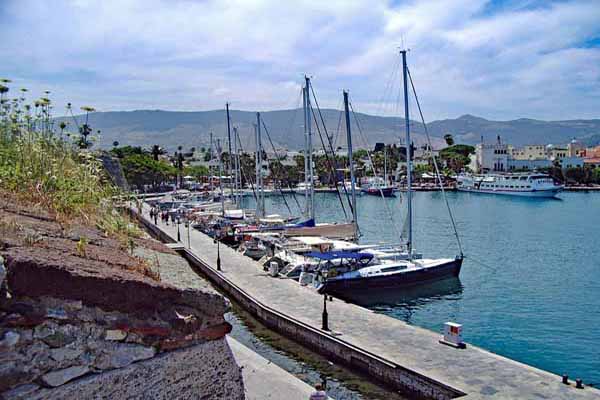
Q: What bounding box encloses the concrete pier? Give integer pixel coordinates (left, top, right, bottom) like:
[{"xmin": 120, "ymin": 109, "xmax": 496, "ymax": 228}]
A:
[{"xmin": 134, "ymin": 203, "xmax": 599, "ymax": 400}]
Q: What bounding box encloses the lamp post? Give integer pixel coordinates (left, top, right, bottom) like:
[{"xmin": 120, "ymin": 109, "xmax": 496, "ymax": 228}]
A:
[
  {"xmin": 214, "ymin": 225, "xmax": 222, "ymax": 271},
  {"xmin": 322, "ymin": 294, "xmax": 329, "ymax": 331},
  {"xmin": 186, "ymin": 219, "xmax": 190, "ymax": 248}
]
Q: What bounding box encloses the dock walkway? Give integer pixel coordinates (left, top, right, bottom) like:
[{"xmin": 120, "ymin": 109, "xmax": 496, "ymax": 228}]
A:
[{"xmin": 135, "ymin": 202, "xmax": 599, "ymax": 400}]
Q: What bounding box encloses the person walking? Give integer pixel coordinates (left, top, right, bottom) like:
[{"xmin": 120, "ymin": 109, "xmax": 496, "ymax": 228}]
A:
[{"xmin": 309, "ymin": 383, "xmax": 327, "ymax": 400}]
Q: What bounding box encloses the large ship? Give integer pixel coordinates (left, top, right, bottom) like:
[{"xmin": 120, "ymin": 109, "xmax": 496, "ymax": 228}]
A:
[{"xmin": 456, "ymin": 173, "xmax": 564, "ymax": 197}]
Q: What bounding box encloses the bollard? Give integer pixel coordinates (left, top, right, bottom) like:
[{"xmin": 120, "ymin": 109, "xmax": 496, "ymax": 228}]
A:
[
  {"xmin": 562, "ymin": 375, "xmax": 569, "ymax": 385},
  {"xmin": 576, "ymin": 379, "xmax": 583, "ymax": 389}
]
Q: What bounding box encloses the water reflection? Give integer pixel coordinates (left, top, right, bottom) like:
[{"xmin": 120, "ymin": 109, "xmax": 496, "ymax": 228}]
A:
[{"xmin": 338, "ymin": 277, "xmax": 463, "ymax": 306}]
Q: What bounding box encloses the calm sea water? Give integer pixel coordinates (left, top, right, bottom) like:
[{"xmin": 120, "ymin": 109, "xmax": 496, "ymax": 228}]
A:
[{"xmin": 242, "ymin": 190, "xmax": 600, "ymax": 385}]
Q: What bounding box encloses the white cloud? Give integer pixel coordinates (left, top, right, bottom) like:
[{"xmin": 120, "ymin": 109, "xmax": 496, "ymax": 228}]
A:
[{"xmin": 0, "ymin": 0, "xmax": 599, "ymax": 120}]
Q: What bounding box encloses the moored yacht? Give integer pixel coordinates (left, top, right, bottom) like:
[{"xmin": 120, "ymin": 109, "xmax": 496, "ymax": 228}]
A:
[
  {"xmin": 317, "ymin": 50, "xmax": 464, "ymax": 296},
  {"xmin": 457, "ymin": 173, "xmax": 563, "ymax": 197}
]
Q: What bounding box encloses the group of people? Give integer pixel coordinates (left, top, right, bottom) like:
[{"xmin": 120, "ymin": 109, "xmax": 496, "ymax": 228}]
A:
[{"xmin": 149, "ymin": 206, "xmax": 178, "ymax": 225}]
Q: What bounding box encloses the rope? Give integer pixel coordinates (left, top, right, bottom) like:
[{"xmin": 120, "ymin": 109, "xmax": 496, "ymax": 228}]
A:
[
  {"xmin": 349, "ymin": 101, "xmax": 402, "ymax": 241},
  {"xmin": 308, "ymin": 84, "xmax": 351, "ymax": 221},
  {"xmin": 407, "ymin": 67, "xmax": 463, "ymax": 257},
  {"xmin": 260, "ymin": 119, "xmax": 295, "ymax": 215},
  {"xmin": 309, "ymin": 102, "xmax": 349, "ymax": 221}
]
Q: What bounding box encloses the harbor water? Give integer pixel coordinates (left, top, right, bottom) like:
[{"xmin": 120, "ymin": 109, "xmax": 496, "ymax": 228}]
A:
[{"xmin": 241, "ymin": 191, "xmax": 600, "ymax": 385}]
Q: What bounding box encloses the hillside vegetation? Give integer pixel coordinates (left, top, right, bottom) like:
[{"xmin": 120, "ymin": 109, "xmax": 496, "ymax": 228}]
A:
[{"xmin": 0, "ymin": 80, "xmax": 139, "ymax": 242}]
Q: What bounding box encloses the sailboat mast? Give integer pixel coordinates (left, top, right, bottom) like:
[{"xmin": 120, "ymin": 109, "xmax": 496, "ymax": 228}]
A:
[
  {"xmin": 302, "ymin": 84, "xmax": 309, "ymax": 218},
  {"xmin": 209, "ymin": 131, "xmax": 214, "ymax": 195},
  {"xmin": 343, "ymin": 90, "xmax": 358, "ymax": 239},
  {"xmin": 384, "ymin": 146, "xmax": 388, "ymax": 184},
  {"xmin": 226, "ymin": 103, "xmax": 234, "ymax": 203},
  {"xmin": 233, "ymin": 126, "xmax": 240, "ymax": 205},
  {"xmin": 217, "ymin": 138, "xmax": 225, "ymax": 216},
  {"xmin": 255, "ymin": 113, "xmax": 264, "ymax": 218},
  {"xmin": 305, "ymin": 76, "xmax": 315, "ymax": 221},
  {"xmin": 401, "ymin": 50, "xmax": 413, "ymax": 255}
]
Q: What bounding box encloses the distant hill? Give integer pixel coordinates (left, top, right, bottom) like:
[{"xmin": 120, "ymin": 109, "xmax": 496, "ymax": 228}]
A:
[
  {"xmin": 428, "ymin": 114, "xmax": 600, "ymax": 147},
  {"xmin": 58, "ymin": 109, "xmax": 600, "ymax": 152}
]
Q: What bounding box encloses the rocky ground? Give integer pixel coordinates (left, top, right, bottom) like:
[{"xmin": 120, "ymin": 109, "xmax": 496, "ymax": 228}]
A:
[{"xmin": 0, "ymin": 191, "xmax": 244, "ymax": 399}]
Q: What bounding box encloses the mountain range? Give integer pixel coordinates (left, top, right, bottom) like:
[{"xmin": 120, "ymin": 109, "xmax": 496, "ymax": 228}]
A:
[{"xmin": 59, "ymin": 109, "xmax": 600, "ymax": 152}]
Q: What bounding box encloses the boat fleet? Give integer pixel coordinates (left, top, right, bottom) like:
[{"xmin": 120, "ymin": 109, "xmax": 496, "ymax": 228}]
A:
[{"xmin": 148, "ymin": 50, "xmax": 564, "ymax": 304}]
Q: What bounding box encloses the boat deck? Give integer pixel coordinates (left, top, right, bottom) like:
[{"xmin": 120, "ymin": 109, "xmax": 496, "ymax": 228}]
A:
[{"xmin": 135, "ymin": 202, "xmax": 599, "ymax": 400}]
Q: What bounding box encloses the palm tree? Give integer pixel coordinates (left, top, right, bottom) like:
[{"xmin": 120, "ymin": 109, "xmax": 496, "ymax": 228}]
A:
[{"xmin": 444, "ymin": 134, "xmax": 454, "ymax": 147}]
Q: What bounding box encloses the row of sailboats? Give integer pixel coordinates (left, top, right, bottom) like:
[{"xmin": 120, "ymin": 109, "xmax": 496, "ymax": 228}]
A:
[{"xmin": 181, "ymin": 50, "xmax": 463, "ymax": 298}]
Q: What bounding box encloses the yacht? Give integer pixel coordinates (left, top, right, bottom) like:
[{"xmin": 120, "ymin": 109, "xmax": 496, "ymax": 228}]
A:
[
  {"xmin": 316, "ymin": 51, "xmax": 463, "ymax": 296},
  {"xmin": 360, "ymin": 176, "xmax": 395, "ymax": 197},
  {"xmin": 457, "ymin": 173, "xmax": 563, "ymax": 197}
]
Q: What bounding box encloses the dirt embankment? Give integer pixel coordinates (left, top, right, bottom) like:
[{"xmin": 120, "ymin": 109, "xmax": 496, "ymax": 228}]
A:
[{"xmin": 0, "ymin": 192, "xmax": 244, "ymax": 399}]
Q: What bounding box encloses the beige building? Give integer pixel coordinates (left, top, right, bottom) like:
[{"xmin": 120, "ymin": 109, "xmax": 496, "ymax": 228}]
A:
[
  {"xmin": 546, "ymin": 145, "xmax": 568, "ymax": 160},
  {"xmin": 510, "ymin": 145, "xmax": 546, "ymax": 160}
]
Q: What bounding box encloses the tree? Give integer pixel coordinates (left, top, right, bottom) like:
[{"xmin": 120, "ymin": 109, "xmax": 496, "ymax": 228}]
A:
[
  {"xmin": 444, "ymin": 134, "xmax": 455, "ymax": 146},
  {"xmin": 184, "ymin": 165, "xmax": 209, "ymax": 180},
  {"xmin": 120, "ymin": 153, "xmax": 177, "ymax": 189},
  {"xmin": 439, "ymin": 144, "xmax": 475, "ymax": 172}
]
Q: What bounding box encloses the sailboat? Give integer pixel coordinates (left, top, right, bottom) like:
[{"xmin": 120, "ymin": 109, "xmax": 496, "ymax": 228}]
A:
[
  {"xmin": 361, "ymin": 147, "xmax": 395, "ymax": 197},
  {"xmin": 317, "ymin": 51, "xmax": 463, "ymax": 296}
]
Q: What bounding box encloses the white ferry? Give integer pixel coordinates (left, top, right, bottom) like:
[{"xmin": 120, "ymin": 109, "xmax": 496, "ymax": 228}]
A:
[{"xmin": 456, "ymin": 173, "xmax": 564, "ymax": 197}]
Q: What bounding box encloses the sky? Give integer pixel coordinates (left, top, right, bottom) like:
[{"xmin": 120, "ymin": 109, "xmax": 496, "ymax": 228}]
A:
[{"xmin": 1, "ymin": 0, "xmax": 599, "ymax": 121}]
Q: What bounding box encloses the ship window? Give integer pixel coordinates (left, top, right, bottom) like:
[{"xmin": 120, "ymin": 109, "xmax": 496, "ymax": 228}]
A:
[
  {"xmin": 381, "ymin": 266, "xmax": 403, "ymax": 273},
  {"xmin": 526, "ymin": 186, "xmax": 531, "ymax": 188}
]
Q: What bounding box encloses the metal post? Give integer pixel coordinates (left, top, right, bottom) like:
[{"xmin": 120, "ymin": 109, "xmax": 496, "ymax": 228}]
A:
[
  {"xmin": 177, "ymin": 218, "xmax": 181, "ymax": 242},
  {"xmin": 186, "ymin": 220, "xmax": 190, "ymax": 248},
  {"xmin": 321, "ymin": 294, "xmax": 329, "ymax": 331},
  {"xmin": 216, "ymin": 236, "xmax": 222, "ymax": 271}
]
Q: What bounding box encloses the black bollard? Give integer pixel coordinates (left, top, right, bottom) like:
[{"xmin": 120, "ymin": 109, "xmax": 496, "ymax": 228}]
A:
[
  {"xmin": 322, "ymin": 294, "xmax": 329, "ymax": 331},
  {"xmin": 216, "ymin": 239, "xmax": 222, "ymax": 271},
  {"xmin": 562, "ymin": 375, "xmax": 569, "ymax": 385},
  {"xmin": 576, "ymin": 379, "xmax": 583, "ymax": 389}
]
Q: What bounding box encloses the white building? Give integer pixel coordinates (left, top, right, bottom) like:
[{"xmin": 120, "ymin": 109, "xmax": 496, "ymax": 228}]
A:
[{"xmin": 475, "ymin": 137, "xmax": 509, "ymax": 172}]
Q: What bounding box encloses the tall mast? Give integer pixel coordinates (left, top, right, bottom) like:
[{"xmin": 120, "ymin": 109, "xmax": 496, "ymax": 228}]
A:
[
  {"xmin": 217, "ymin": 138, "xmax": 225, "ymax": 216},
  {"xmin": 401, "ymin": 50, "xmax": 413, "ymax": 255},
  {"xmin": 226, "ymin": 103, "xmax": 234, "ymax": 202},
  {"xmin": 343, "ymin": 91, "xmax": 358, "ymax": 239},
  {"xmin": 233, "ymin": 126, "xmax": 240, "ymax": 206},
  {"xmin": 384, "ymin": 146, "xmax": 388, "ymax": 184},
  {"xmin": 209, "ymin": 131, "xmax": 214, "ymax": 195},
  {"xmin": 255, "ymin": 113, "xmax": 264, "ymax": 218},
  {"xmin": 302, "ymin": 84, "xmax": 309, "ymax": 218},
  {"xmin": 305, "ymin": 76, "xmax": 315, "ymax": 221}
]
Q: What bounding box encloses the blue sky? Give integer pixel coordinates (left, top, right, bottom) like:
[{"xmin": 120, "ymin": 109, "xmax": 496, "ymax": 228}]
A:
[{"xmin": 1, "ymin": 0, "xmax": 599, "ymax": 120}]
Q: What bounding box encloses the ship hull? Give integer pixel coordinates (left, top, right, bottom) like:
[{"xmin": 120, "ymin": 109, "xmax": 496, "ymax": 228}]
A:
[
  {"xmin": 318, "ymin": 257, "xmax": 463, "ymax": 296},
  {"xmin": 361, "ymin": 187, "xmax": 395, "ymax": 197},
  {"xmin": 457, "ymin": 187, "xmax": 562, "ymax": 198}
]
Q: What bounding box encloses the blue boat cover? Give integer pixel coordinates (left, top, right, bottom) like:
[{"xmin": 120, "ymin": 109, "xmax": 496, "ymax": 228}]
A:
[
  {"xmin": 305, "ymin": 251, "xmax": 373, "ymax": 261},
  {"xmin": 288, "ymin": 218, "xmax": 315, "ymax": 228}
]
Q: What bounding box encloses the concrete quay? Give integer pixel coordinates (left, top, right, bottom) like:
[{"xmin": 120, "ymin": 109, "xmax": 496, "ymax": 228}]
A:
[{"xmin": 134, "ymin": 203, "xmax": 599, "ymax": 400}]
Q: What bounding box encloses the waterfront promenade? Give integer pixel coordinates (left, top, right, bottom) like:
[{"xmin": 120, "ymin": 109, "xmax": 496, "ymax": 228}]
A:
[{"xmin": 135, "ymin": 202, "xmax": 599, "ymax": 400}]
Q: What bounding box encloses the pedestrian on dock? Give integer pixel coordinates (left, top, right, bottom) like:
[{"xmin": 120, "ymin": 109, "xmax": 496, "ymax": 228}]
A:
[{"xmin": 309, "ymin": 383, "xmax": 327, "ymax": 400}]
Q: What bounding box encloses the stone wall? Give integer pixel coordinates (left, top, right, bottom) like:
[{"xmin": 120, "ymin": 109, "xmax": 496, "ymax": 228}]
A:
[{"xmin": 0, "ymin": 193, "xmax": 244, "ymax": 399}]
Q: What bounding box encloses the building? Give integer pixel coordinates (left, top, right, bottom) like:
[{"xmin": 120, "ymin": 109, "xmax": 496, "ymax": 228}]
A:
[
  {"xmin": 567, "ymin": 139, "xmax": 585, "ymax": 157},
  {"xmin": 510, "ymin": 145, "xmax": 546, "ymax": 160},
  {"xmin": 475, "ymin": 136, "xmax": 509, "ymax": 172},
  {"xmin": 474, "ymin": 137, "xmax": 585, "ymax": 173},
  {"xmin": 546, "ymin": 144, "xmax": 568, "ymax": 160}
]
